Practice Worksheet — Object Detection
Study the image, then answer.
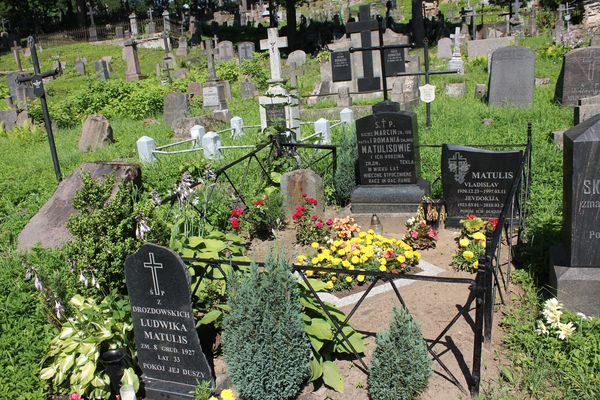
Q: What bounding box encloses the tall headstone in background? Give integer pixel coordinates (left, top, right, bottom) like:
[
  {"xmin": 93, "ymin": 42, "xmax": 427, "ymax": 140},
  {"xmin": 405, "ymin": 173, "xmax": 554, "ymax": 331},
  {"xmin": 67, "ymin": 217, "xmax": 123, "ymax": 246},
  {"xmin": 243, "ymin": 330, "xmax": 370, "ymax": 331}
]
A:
[
  {"xmin": 123, "ymin": 40, "xmax": 144, "ymax": 81},
  {"xmin": 488, "ymin": 46, "xmax": 534, "ymax": 107},
  {"xmin": 550, "ymin": 114, "xmax": 600, "ymax": 316},
  {"xmin": 202, "ymin": 39, "xmax": 228, "ymax": 110},
  {"xmin": 350, "ymin": 111, "xmax": 430, "ymax": 213},
  {"xmin": 216, "ymin": 40, "xmax": 235, "ymax": 60},
  {"xmin": 125, "ymin": 244, "xmax": 213, "ymax": 398},
  {"xmin": 129, "ymin": 13, "xmax": 138, "ymax": 37},
  {"xmin": 441, "ymin": 145, "xmax": 521, "ymax": 226},
  {"xmin": 12, "ymin": 41, "xmax": 22, "ymax": 71},
  {"xmin": 176, "ymin": 36, "xmax": 188, "ymax": 56},
  {"xmin": 87, "ymin": 2, "xmax": 98, "ymax": 42},
  {"xmin": 555, "ymin": 47, "xmax": 600, "ymax": 106},
  {"xmin": 238, "ymin": 41, "xmax": 255, "ymax": 60},
  {"xmin": 437, "ymin": 37, "xmax": 453, "ymax": 59}
]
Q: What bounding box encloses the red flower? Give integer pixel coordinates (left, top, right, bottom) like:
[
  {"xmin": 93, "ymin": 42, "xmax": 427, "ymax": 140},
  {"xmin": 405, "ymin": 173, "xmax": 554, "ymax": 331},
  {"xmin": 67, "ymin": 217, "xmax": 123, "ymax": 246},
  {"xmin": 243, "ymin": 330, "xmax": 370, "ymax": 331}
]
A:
[
  {"xmin": 231, "ymin": 208, "xmax": 244, "ymax": 217},
  {"xmin": 230, "ymin": 217, "xmax": 240, "ymax": 229},
  {"xmin": 467, "ymin": 214, "xmax": 477, "ymax": 220},
  {"xmin": 254, "ymin": 200, "xmax": 265, "ymax": 206},
  {"xmin": 69, "ymin": 394, "xmax": 82, "ymax": 400},
  {"xmin": 488, "ymin": 218, "xmax": 499, "ymax": 230},
  {"xmin": 292, "ymin": 211, "xmax": 302, "ymax": 221},
  {"xmin": 326, "ymin": 218, "xmax": 334, "ymax": 225},
  {"xmin": 302, "ymin": 193, "xmax": 307, "ymax": 197},
  {"xmin": 316, "ymin": 220, "xmax": 323, "ymax": 229},
  {"xmin": 310, "ymin": 214, "xmax": 318, "ymax": 221},
  {"xmin": 411, "ymin": 230, "xmax": 419, "ymax": 239},
  {"xmin": 295, "ymin": 205, "xmax": 306, "ymax": 212},
  {"xmin": 305, "ymin": 197, "xmax": 318, "ymax": 205}
]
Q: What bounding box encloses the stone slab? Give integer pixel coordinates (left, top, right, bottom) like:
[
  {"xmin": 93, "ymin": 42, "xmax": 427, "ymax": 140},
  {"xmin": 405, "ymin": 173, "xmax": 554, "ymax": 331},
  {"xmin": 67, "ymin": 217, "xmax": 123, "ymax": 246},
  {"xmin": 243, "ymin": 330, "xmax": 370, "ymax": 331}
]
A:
[{"xmin": 350, "ymin": 180, "xmax": 431, "ymax": 213}]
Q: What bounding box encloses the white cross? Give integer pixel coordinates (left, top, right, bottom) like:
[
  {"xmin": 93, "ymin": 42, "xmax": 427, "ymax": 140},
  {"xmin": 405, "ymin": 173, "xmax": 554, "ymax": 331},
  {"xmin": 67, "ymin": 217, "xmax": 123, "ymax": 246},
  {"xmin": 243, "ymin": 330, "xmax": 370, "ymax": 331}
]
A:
[
  {"xmin": 260, "ymin": 28, "xmax": 288, "ymax": 82},
  {"xmin": 144, "ymin": 252, "xmax": 163, "ymax": 296},
  {"xmin": 450, "ymin": 27, "xmax": 465, "ymax": 55}
]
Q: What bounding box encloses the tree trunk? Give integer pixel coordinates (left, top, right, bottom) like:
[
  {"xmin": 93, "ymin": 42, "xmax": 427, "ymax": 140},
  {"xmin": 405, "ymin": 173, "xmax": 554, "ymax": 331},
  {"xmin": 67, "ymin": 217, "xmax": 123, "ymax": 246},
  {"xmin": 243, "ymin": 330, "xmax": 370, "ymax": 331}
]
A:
[
  {"xmin": 76, "ymin": 0, "xmax": 86, "ymax": 27},
  {"xmin": 286, "ymin": 0, "xmax": 297, "ymax": 50}
]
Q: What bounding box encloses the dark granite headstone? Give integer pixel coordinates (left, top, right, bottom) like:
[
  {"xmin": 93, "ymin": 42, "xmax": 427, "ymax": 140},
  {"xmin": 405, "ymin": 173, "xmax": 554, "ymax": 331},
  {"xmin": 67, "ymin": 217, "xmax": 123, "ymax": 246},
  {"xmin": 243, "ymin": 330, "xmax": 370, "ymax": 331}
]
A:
[
  {"xmin": 95, "ymin": 60, "xmax": 110, "ymax": 80},
  {"xmin": 356, "ymin": 112, "xmax": 418, "ymax": 185},
  {"xmin": 555, "ymin": 47, "xmax": 600, "ymax": 106},
  {"xmin": 331, "ymin": 51, "xmax": 352, "ymax": 82},
  {"xmin": 163, "ymin": 93, "xmax": 189, "ymax": 128},
  {"xmin": 265, "ymin": 103, "xmax": 286, "ymax": 129},
  {"xmin": 384, "ymin": 47, "xmax": 405, "ymax": 76},
  {"xmin": 238, "ymin": 41, "xmax": 255, "ymax": 60},
  {"xmin": 441, "ymin": 144, "xmax": 521, "ymax": 224},
  {"xmin": 488, "ymin": 46, "xmax": 534, "ymax": 107},
  {"xmin": 125, "ymin": 243, "xmax": 212, "ymax": 399}
]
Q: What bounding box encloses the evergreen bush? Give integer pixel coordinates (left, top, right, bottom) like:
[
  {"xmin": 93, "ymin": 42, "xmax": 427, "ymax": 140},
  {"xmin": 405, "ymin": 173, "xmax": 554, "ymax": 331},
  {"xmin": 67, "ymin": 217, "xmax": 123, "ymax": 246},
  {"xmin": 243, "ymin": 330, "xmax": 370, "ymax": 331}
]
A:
[
  {"xmin": 334, "ymin": 128, "xmax": 357, "ymax": 206},
  {"xmin": 222, "ymin": 255, "xmax": 311, "ymax": 400},
  {"xmin": 368, "ymin": 307, "xmax": 432, "ymax": 400}
]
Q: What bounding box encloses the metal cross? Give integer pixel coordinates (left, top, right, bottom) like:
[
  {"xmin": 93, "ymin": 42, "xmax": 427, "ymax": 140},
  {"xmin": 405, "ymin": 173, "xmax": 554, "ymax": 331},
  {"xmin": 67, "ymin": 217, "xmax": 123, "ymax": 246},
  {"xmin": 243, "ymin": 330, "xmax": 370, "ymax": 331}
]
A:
[
  {"xmin": 16, "ymin": 36, "xmax": 62, "ymax": 182},
  {"xmin": 143, "ymin": 252, "xmax": 164, "ymax": 296}
]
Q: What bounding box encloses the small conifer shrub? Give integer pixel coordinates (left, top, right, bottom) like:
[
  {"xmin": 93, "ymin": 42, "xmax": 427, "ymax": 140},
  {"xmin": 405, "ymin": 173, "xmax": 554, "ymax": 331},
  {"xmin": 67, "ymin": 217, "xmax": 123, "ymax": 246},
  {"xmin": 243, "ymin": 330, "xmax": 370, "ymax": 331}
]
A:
[
  {"xmin": 368, "ymin": 307, "xmax": 432, "ymax": 400},
  {"xmin": 334, "ymin": 128, "xmax": 357, "ymax": 205},
  {"xmin": 222, "ymin": 255, "xmax": 311, "ymax": 400}
]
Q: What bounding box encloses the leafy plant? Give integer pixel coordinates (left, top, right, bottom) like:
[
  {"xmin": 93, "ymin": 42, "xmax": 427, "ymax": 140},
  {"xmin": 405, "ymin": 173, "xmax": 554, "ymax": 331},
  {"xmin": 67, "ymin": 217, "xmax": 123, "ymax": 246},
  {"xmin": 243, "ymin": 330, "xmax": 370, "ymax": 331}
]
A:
[
  {"xmin": 239, "ymin": 52, "xmax": 269, "ymax": 89},
  {"xmin": 40, "ymin": 291, "xmax": 139, "ymax": 399},
  {"xmin": 228, "ymin": 192, "xmax": 285, "ymax": 239},
  {"xmin": 292, "ymin": 194, "xmax": 333, "ymax": 245},
  {"xmin": 216, "ymin": 59, "xmax": 239, "ymax": 83},
  {"xmin": 368, "ymin": 306, "xmax": 432, "ymax": 400},
  {"xmin": 223, "ymin": 255, "xmax": 311, "ymax": 400}
]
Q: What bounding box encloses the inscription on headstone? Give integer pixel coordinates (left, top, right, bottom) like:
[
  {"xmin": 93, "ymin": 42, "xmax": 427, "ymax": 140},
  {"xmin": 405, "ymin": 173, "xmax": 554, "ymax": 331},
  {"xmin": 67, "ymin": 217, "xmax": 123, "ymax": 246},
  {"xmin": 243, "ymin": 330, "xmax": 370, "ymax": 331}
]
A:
[
  {"xmin": 331, "ymin": 51, "xmax": 352, "ymax": 82},
  {"xmin": 125, "ymin": 244, "xmax": 212, "ymax": 399},
  {"xmin": 555, "ymin": 47, "xmax": 600, "ymax": 106},
  {"xmin": 441, "ymin": 144, "xmax": 521, "ymax": 223},
  {"xmin": 264, "ymin": 103, "xmax": 287, "ymax": 128},
  {"xmin": 356, "ymin": 112, "xmax": 417, "ymax": 185},
  {"xmin": 384, "ymin": 47, "xmax": 405, "ymax": 76}
]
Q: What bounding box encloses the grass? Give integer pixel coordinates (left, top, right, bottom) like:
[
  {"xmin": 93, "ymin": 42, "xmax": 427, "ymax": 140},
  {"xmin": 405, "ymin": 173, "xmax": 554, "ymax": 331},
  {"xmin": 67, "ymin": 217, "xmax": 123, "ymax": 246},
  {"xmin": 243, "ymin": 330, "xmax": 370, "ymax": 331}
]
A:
[{"xmin": 0, "ymin": 30, "xmax": 597, "ymax": 399}]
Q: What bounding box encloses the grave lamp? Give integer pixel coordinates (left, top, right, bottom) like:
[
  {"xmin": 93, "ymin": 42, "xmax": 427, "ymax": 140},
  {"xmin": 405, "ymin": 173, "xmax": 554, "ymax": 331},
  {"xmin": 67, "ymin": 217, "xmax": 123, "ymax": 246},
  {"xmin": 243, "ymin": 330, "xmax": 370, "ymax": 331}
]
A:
[
  {"xmin": 370, "ymin": 214, "xmax": 383, "ymax": 235},
  {"xmin": 100, "ymin": 348, "xmax": 127, "ymax": 400}
]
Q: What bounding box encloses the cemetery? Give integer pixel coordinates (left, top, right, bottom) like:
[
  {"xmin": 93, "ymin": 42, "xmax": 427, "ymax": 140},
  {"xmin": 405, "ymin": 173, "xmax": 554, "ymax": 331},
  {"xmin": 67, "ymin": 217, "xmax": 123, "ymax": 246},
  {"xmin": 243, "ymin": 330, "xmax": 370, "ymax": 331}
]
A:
[{"xmin": 0, "ymin": 1, "xmax": 600, "ymax": 400}]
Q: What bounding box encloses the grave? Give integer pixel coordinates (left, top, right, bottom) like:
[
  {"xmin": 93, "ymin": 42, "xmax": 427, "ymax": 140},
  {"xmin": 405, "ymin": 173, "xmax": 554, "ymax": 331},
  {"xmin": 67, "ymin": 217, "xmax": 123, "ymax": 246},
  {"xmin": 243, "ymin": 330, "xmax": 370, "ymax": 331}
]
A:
[
  {"xmin": 95, "ymin": 60, "xmax": 110, "ymax": 80},
  {"xmin": 164, "ymin": 93, "xmax": 189, "ymax": 129},
  {"xmin": 176, "ymin": 36, "xmax": 188, "ymax": 57},
  {"xmin": 0, "ymin": 109, "xmax": 18, "ymax": 131},
  {"xmin": 125, "ymin": 243, "xmax": 213, "ymax": 398},
  {"xmin": 466, "ymin": 36, "xmax": 513, "ymax": 58},
  {"xmin": 280, "ymin": 169, "xmax": 325, "ymax": 217},
  {"xmin": 115, "ymin": 25, "xmax": 124, "ymax": 39},
  {"xmin": 441, "ymin": 144, "xmax": 522, "ymax": 226},
  {"xmin": 437, "ymin": 37, "xmax": 453, "ymax": 59},
  {"xmin": 75, "ymin": 58, "xmax": 86, "ymax": 76},
  {"xmin": 216, "ymin": 40, "xmax": 235, "ymax": 60},
  {"xmin": 549, "ymin": 114, "xmax": 600, "ymax": 316},
  {"xmin": 554, "ymin": 47, "xmax": 600, "ymax": 106},
  {"xmin": 123, "ymin": 40, "xmax": 144, "ymax": 81},
  {"xmin": 574, "ymin": 95, "xmax": 600, "ymax": 125},
  {"xmin": 78, "ymin": 114, "xmax": 114, "ymax": 152},
  {"xmin": 202, "ymin": 40, "xmax": 228, "ymax": 111},
  {"xmin": 350, "ymin": 111, "xmax": 430, "ymax": 213},
  {"xmin": 240, "ymin": 79, "xmax": 258, "ymax": 98},
  {"xmin": 238, "ymin": 41, "xmax": 255, "ymax": 61},
  {"xmin": 487, "ymin": 46, "xmax": 534, "ymax": 107},
  {"xmin": 11, "ymin": 41, "xmax": 22, "ymax": 71},
  {"xmin": 448, "ymin": 28, "xmax": 465, "ymax": 74}
]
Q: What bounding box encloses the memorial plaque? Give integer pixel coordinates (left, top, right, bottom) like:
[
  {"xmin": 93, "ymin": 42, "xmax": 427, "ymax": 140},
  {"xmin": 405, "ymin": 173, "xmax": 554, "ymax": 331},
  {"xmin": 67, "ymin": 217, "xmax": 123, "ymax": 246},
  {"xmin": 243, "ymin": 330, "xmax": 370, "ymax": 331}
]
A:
[
  {"xmin": 442, "ymin": 144, "xmax": 521, "ymax": 223},
  {"xmin": 331, "ymin": 51, "xmax": 352, "ymax": 82},
  {"xmin": 562, "ymin": 114, "xmax": 600, "ymax": 266},
  {"xmin": 488, "ymin": 46, "xmax": 534, "ymax": 107},
  {"xmin": 202, "ymin": 85, "xmax": 220, "ymax": 107},
  {"xmin": 555, "ymin": 47, "xmax": 600, "ymax": 106},
  {"xmin": 356, "ymin": 112, "xmax": 418, "ymax": 185},
  {"xmin": 264, "ymin": 103, "xmax": 286, "ymax": 128},
  {"xmin": 125, "ymin": 243, "xmax": 212, "ymax": 399},
  {"xmin": 384, "ymin": 48, "xmax": 405, "ymax": 76}
]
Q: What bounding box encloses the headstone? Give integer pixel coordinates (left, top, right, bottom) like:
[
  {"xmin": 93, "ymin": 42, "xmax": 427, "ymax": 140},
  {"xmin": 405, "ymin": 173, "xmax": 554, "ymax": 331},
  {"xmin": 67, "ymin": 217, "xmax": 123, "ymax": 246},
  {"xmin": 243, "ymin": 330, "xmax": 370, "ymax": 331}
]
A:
[
  {"xmin": 466, "ymin": 36, "xmax": 513, "ymax": 58},
  {"xmin": 238, "ymin": 41, "xmax": 255, "ymax": 60},
  {"xmin": 384, "ymin": 45, "xmax": 405, "ymax": 76},
  {"xmin": 0, "ymin": 109, "xmax": 18, "ymax": 132},
  {"xmin": 174, "ymin": 68, "xmax": 189, "ymax": 79},
  {"xmin": 264, "ymin": 102, "xmax": 287, "ymax": 129},
  {"xmin": 437, "ymin": 38, "xmax": 453, "ymax": 59},
  {"xmin": 17, "ymin": 162, "xmax": 140, "ymax": 251},
  {"xmin": 202, "ymin": 131, "xmax": 221, "ymax": 159},
  {"xmin": 280, "ymin": 169, "xmax": 325, "ymax": 217},
  {"xmin": 441, "ymin": 144, "xmax": 521, "ymax": 226},
  {"xmin": 124, "ymin": 244, "xmax": 212, "ymax": 398},
  {"xmin": 287, "ymin": 50, "xmax": 307, "ymax": 67},
  {"xmin": 231, "ymin": 116, "xmax": 244, "ymax": 138},
  {"xmin": 575, "ymin": 95, "xmax": 600, "ymax": 125},
  {"xmin": 203, "ymin": 85, "xmax": 226, "ymax": 108},
  {"xmin": 75, "ymin": 59, "xmax": 86, "ymax": 76},
  {"xmin": 78, "ymin": 114, "xmax": 114, "ymax": 152},
  {"xmin": 351, "ymin": 111, "xmax": 430, "ymax": 213},
  {"xmin": 115, "ymin": 26, "xmax": 124, "ymax": 39},
  {"xmin": 488, "ymin": 46, "xmax": 535, "ymax": 107},
  {"xmin": 129, "ymin": 13, "xmax": 138, "ymax": 36},
  {"xmin": 187, "ymin": 82, "xmax": 203, "ymax": 96},
  {"xmin": 176, "ymin": 36, "xmax": 188, "ymax": 57},
  {"xmin": 331, "ymin": 51, "xmax": 352, "ymax": 82},
  {"xmin": 555, "ymin": 47, "xmax": 600, "ymax": 106},
  {"xmin": 240, "ymin": 80, "xmax": 258, "ymax": 98},
  {"xmin": 445, "ymin": 82, "xmax": 466, "ymax": 96},
  {"xmin": 173, "ymin": 116, "xmax": 209, "ymax": 139},
  {"xmin": 216, "ymin": 40, "xmax": 234, "ymax": 60},
  {"xmin": 123, "ymin": 40, "xmax": 144, "ymax": 81},
  {"xmin": 95, "ymin": 60, "xmax": 109, "ymax": 80},
  {"xmin": 550, "ymin": 114, "xmax": 600, "ymax": 316},
  {"xmin": 337, "ymin": 86, "xmax": 352, "ymax": 107},
  {"xmin": 163, "ymin": 93, "xmax": 189, "ymax": 129},
  {"xmin": 259, "ymin": 27, "xmax": 288, "ymax": 83}
]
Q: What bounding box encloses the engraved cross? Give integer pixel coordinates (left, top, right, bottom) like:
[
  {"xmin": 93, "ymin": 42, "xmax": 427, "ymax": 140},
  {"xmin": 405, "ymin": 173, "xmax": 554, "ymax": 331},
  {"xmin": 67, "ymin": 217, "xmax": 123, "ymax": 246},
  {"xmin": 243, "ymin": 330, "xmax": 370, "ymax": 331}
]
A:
[{"xmin": 144, "ymin": 252, "xmax": 164, "ymax": 296}]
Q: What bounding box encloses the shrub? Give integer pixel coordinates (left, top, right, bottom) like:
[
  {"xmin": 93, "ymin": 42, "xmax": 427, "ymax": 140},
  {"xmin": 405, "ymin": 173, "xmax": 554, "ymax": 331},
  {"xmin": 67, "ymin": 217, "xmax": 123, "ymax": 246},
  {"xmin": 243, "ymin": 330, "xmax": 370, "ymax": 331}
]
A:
[
  {"xmin": 334, "ymin": 128, "xmax": 357, "ymax": 206},
  {"xmin": 368, "ymin": 307, "xmax": 431, "ymax": 400},
  {"xmin": 222, "ymin": 255, "xmax": 311, "ymax": 400},
  {"xmin": 239, "ymin": 52, "xmax": 269, "ymax": 89}
]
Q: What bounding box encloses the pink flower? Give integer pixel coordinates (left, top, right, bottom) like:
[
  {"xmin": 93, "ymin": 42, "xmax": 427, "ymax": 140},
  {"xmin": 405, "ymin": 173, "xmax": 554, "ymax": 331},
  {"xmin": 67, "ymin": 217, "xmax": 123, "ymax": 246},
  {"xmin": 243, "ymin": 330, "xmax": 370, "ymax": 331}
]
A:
[
  {"xmin": 231, "ymin": 208, "xmax": 245, "ymax": 217},
  {"xmin": 310, "ymin": 214, "xmax": 318, "ymax": 221},
  {"xmin": 401, "ymin": 263, "xmax": 406, "ymax": 269},
  {"xmin": 69, "ymin": 394, "xmax": 82, "ymax": 400},
  {"xmin": 427, "ymin": 228, "xmax": 437, "ymax": 239},
  {"xmin": 316, "ymin": 220, "xmax": 324, "ymax": 229},
  {"xmin": 467, "ymin": 214, "xmax": 477, "ymax": 220},
  {"xmin": 302, "ymin": 193, "xmax": 307, "ymax": 197},
  {"xmin": 229, "ymin": 217, "xmax": 240, "ymax": 229},
  {"xmin": 411, "ymin": 230, "xmax": 419, "ymax": 239},
  {"xmin": 326, "ymin": 218, "xmax": 334, "ymax": 225}
]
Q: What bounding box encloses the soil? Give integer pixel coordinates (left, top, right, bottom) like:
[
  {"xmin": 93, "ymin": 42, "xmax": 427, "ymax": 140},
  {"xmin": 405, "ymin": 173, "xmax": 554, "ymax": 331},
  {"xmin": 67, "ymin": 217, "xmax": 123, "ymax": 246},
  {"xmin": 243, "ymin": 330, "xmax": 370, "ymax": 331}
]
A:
[{"xmin": 220, "ymin": 210, "xmax": 515, "ymax": 400}]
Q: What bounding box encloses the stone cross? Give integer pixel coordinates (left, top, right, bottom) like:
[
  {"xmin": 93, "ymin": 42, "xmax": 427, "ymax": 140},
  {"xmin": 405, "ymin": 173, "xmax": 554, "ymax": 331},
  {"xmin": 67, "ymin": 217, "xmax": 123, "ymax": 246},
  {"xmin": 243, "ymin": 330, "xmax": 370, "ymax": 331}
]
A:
[
  {"xmin": 205, "ymin": 40, "xmax": 218, "ymax": 82},
  {"xmin": 163, "ymin": 10, "xmax": 171, "ymax": 32},
  {"xmin": 450, "ymin": 27, "xmax": 465, "ymax": 55},
  {"xmin": 1, "ymin": 18, "xmax": 7, "ymax": 32},
  {"xmin": 86, "ymin": 2, "xmax": 96, "ymax": 26},
  {"xmin": 148, "ymin": 7, "xmax": 154, "ymax": 22},
  {"xmin": 12, "ymin": 41, "xmax": 22, "ymax": 71},
  {"xmin": 259, "ymin": 28, "xmax": 288, "ymax": 82},
  {"xmin": 162, "ymin": 33, "xmax": 173, "ymax": 83}
]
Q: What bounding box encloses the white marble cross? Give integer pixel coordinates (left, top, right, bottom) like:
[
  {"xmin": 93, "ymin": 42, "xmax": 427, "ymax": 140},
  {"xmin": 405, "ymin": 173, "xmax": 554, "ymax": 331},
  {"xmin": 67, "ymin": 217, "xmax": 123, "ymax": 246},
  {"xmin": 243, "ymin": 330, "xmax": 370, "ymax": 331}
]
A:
[
  {"xmin": 260, "ymin": 28, "xmax": 288, "ymax": 82},
  {"xmin": 450, "ymin": 27, "xmax": 465, "ymax": 55}
]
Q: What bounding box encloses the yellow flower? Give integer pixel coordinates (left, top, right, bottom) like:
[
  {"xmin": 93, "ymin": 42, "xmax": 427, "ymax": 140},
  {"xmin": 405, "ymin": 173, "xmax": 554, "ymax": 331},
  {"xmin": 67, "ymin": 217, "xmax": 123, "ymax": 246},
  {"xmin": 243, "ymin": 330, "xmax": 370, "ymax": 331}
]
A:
[
  {"xmin": 473, "ymin": 260, "xmax": 479, "ymax": 269},
  {"xmin": 367, "ymin": 229, "xmax": 375, "ymax": 235},
  {"xmin": 338, "ymin": 248, "xmax": 346, "ymax": 256},
  {"xmin": 331, "ymin": 275, "xmax": 337, "ymax": 282},
  {"xmin": 209, "ymin": 397, "xmax": 218, "ymax": 400},
  {"xmin": 342, "ymin": 260, "xmax": 351, "ymax": 268},
  {"xmin": 459, "ymin": 238, "xmax": 470, "ymax": 247},
  {"xmin": 357, "ymin": 275, "xmax": 365, "ymax": 282},
  {"xmin": 359, "ymin": 231, "xmax": 367, "ymax": 238},
  {"xmin": 414, "ymin": 251, "xmax": 421, "ymax": 261},
  {"xmin": 351, "ymin": 255, "xmax": 360, "ymax": 264},
  {"xmin": 471, "ymin": 232, "xmax": 486, "ymax": 241},
  {"xmin": 325, "ymin": 281, "xmax": 334, "ymax": 289},
  {"xmin": 346, "ymin": 276, "xmax": 353, "ymax": 283},
  {"xmin": 220, "ymin": 389, "xmax": 235, "ymax": 400},
  {"xmin": 404, "ymin": 250, "xmax": 414, "ymax": 259},
  {"xmin": 348, "ymin": 265, "xmax": 355, "ymax": 271},
  {"xmin": 463, "ymin": 250, "xmax": 475, "ymax": 260},
  {"xmin": 396, "ymin": 255, "xmax": 406, "ymax": 263},
  {"xmin": 379, "ymin": 257, "xmax": 387, "ymax": 265},
  {"xmin": 379, "ymin": 265, "xmax": 387, "ymax": 272},
  {"xmin": 297, "ymin": 255, "xmax": 307, "ymax": 264},
  {"xmin": 311, "ymin": 257, "xmax": 319, "ymax": 265},
  {"xmin": 311, "ymin": 242, "xmax": 319, "ymax": 249},
  {"xmin": 322, "ymin": 249, "xmax": 331, "ymax": 256},
  {"xmin": 306, "ymin": 270, "xmax": 314, "ymax": 277},
  {"xmin": 331, "ymin": 257, "xmax": 341, "ymax": 266}
]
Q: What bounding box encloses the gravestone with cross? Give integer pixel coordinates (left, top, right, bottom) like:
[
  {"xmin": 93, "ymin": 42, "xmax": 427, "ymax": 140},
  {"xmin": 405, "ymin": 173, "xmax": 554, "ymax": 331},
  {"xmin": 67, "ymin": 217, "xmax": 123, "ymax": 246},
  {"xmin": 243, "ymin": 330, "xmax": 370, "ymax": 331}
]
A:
[
  {"xmin": 202, "ymin": 39, "xmax": 228, "ymax": 110},
  {"xmin": 259, "ymin": 27, "xmax": 287, "ymax": 83},
  {"xmin": 123, "ymin": 40, "xmax": 145, "ymax": 81},
  {"xmin": 345, "ymin": 5, "xmax": 381, "ymax": 92},
  {"xmin": 147, "ymin": 7, "xmax": 156, "ymax": 34},
  {"xmin": 16, "ymin": 37, "xmax": 62, "ymax": 182},
  {"xmin": 555, "ymin": 47, "xmax": 600, "ymax": 106},
  {"xmin": 86, "ymin": 2, "xmax": 98, "ymax": 42},
  {"xmin": 124, "ymin": 243, "xmax": 213, "ymax": 398},
  {"xmin": 448, "ymin": 27, "xmax": 465, "ymax": 74}
]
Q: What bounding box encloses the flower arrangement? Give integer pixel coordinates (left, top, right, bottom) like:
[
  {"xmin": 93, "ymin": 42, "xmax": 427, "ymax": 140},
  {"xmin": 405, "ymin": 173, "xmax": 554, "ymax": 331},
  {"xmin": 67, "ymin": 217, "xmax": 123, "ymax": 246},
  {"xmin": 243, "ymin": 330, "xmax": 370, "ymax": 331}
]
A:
[
  {"xmin": 450, "ymin": 214, "xmax": 497, "ymax": 272},
  {"xmin": 332, "ymin": 216, "xmax": 361, "ymax": 238},
  {"xmin": 296, "ymin": 230, "xmax": 421, "ymax": 291},
  {"xmin": 292, "ymin": 194, "xmax": 333, "ymax": 245},
  {"xmin": 228, "ymin": 194, "xmax": 284, "ymax": 239},
  {"xmin": 404, "ymin": 217, "xmax": 438, "ymax": 250},
  {"xmin": 535, "ymin": 298, "xmax": 576, "ymax": 340}
]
